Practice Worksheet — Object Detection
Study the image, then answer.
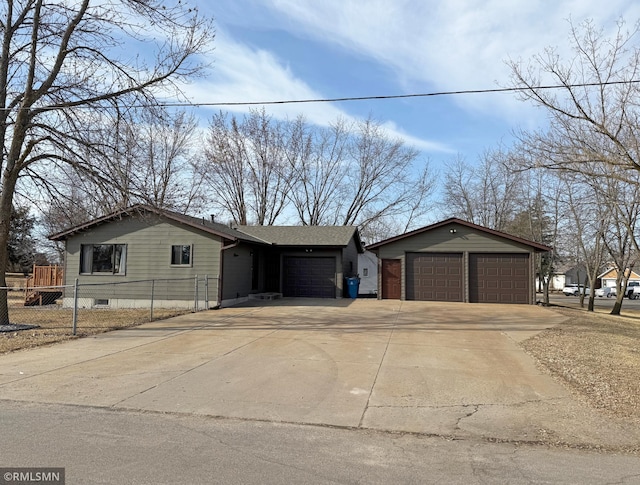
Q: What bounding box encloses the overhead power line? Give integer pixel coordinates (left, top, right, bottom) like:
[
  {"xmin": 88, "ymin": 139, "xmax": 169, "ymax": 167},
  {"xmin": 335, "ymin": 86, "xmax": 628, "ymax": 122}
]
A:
[
  {"xmin": 156, "ymin": 79, "xmax": 640, "ymax": 108},
  {"xmin": 6, "ymin": 79, "xmax": 640, "ymax": 111}
]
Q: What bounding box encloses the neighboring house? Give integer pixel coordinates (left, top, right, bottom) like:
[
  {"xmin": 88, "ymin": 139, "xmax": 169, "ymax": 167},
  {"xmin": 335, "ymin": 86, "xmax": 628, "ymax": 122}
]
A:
[
  {"xmin": 49, "ymin": 205, "xmax": 363, "ymax": 308},
  {"xmin": 367, "ymin": 218, "xmax": 551, "ymax": 304},
  {"xmin": 563, "ymin": 264, "xmax": 588, "ymax": 286},
  {"xmin": 534, "ymin": 272, "xmax": 566, "ymax": 292},
  {"xmin": 535, "ymin": 261, "xmax": 573, "ymax": 292},
  {"xmin": 357, "ymin": 250, "xmax": 379, "ymax": 296},
  {"xmin": 597, "ymin": 267, "xmax": 640, "ymax": 289}
]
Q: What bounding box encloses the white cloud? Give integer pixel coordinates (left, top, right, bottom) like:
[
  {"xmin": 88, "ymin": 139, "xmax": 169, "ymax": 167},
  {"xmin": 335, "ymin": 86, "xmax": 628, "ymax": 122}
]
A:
[
  {"xmin": 182, "ymin": 31, "xmax": 452, "ymax": 152},
  {"xmin": 258, "ymin": 0, "xmax": 640, "ymax": 119},
  {"xmin": 185, "ymin": 0, "xmax": 640, "ymax": 157}
]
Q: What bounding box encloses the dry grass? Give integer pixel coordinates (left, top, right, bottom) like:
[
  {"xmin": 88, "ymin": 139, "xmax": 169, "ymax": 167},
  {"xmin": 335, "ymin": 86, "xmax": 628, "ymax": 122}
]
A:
[
  {"xmin": 1, "ymin": 291, "xmax": 190, "ymax": 354},
  {"xmin": 4, "ymin": 273, "xmax": 27, "ymax": 290},
  {"xmin": 522, "ymin": 306, "xmax": 640, "ymax": 421}
]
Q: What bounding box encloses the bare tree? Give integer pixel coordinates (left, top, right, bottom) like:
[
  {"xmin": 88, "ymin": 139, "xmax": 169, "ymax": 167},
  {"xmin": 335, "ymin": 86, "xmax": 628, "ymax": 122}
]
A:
[
  {"xmin": 507, "ymin": 18, "xmax": 640, "ymax": 312},
  {"xmin": 508, "ymin": 18, "xmax": 640, "ymax": 181},
  {"xmin": 204, "ymin": 113, "xmax": 436, "ymax": 231},
  {"xmin": 592, "ymin": 167, "xmax": 640, "ymax": 314},
  {"xmin": 286, "ymin": 116, "xmax": 435, "ymax": 232},
  {"xmin": 243, "ymin": 110, "xmax": 290, "ymax": 225},
  {"xmin": 442, "ymin": 149, "xmax": 521, "ymax": 231},
  {"xmin": 285, "ymin": 117, "xmax": 349, "ymax": 226},
  {"xmin": 203, "ymin": 109, "xmax": 291, "ymax": 225},
  {"xmin": 105, "ymin": 108, "xmax": 206, "ymax": 212},
  {"xmin": 339, "ymin": 118, "xmax": 433, "ymax": 229},
  {"xmin": 0, "ymin": 1, "xmax": 213, "ymax": 324},
  {"xmin": 506, "ymin": 169, "xmax": 564, "ymax": 305},
  {"xmin": 561, "ymin": 174, "xmax": 608, "ymax": 311},
  {"xmin": 203, "ymin": 113, "xmax": 249, "ymax": 224},
  {"xmin": 35, "ymin": 106, "xmax": 207, "ymax": 242}
]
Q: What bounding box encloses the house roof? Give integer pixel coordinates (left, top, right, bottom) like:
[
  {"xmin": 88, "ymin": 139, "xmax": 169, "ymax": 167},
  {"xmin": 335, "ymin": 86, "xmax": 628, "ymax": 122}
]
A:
[
  {"xmin": 366, "ymin": 217, "xmax": 552, "ymax": 252},
  {"xmin": 48, "ymin": 205, "xmax": 364, "ymax": 251},
  {"xmin": 597, "ymin": 267, "xmax": 640, "ymax": 280},
  {"xmin": 48, "ymin": 204, "xmax": 265, "ymax": 244},
  {"xmin": 237, "ymin": 225, "xmax": 364, "ymax": 252}
]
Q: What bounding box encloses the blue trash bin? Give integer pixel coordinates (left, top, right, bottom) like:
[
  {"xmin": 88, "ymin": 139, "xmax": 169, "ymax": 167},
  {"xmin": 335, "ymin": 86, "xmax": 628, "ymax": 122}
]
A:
[{"xmin": 346, "ymin": 277, "xmax": 360, "ymax": 299}]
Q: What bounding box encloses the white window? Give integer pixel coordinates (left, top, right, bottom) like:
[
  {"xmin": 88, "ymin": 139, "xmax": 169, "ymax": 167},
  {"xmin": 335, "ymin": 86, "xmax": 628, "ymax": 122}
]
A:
[
  {"xmin": 362, "ymin": 267, "xmax": 369, "ymax": 277},
  {"xmin": 80, "ymin": 244, "xmax": 126, "ymax": 275},
  {"xmin": 171, "ymin": 245, "xmax": 192, "ymax": 266}
]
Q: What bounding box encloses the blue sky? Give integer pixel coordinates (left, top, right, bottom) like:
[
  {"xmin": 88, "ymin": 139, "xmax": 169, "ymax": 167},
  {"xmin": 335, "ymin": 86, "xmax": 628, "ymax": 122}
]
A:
[{"xmin": 182, "ymin": 0, "xmax": 640, "ymax": 165}]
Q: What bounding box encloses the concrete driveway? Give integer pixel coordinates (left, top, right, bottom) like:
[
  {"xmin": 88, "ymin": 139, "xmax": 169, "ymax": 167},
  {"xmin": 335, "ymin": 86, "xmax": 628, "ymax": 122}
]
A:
[{"xmin": 1, "ymin": 299, "xmax": 638, "ymax": 449}]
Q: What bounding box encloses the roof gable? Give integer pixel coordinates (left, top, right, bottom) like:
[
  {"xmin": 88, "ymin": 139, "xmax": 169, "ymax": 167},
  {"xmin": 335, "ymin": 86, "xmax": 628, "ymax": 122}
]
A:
[
  {"xmin": 48, "ymin": 204, "xmax": 264, "ymax": 244},
  {"xmin": 367, "ymin": 218, "xmax": 551, "ymax": 252},
  {"xmin": 49, "ymin": 205, "xmax": 363, "ymax": 251},
  {"xmin": 597, "ymin": 267, "xmax": 640, "ymax": 280}
]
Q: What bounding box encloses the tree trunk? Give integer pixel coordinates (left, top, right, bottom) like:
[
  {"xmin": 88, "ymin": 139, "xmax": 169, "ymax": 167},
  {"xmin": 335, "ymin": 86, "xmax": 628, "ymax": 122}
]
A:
[
  {"xmin": 0, "ymin": 170, "xmax": 19, "ymax": 325},
  {"xmin": 610, "ymin": 276, "xmax": 629, "ymax": 316},
  {"xmin": 611, "ymin": 291, "xmax": 624, "ymax": 315},
  {"xmin": 543, "ymin": 277, "xmax": 550, "ymax": 306}
]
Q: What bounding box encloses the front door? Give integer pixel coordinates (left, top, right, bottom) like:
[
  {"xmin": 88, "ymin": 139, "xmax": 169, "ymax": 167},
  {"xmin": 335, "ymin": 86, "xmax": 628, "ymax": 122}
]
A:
[{"xmin": 381, "ymin": 259, "xmax": 401, "ymax": 299}]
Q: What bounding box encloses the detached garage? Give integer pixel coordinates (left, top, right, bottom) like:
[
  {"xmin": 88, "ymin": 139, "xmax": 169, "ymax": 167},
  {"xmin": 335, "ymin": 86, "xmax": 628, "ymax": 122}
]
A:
[{"xmin": 368, "ymin": 218, "xmax": 550, "ymax": 305}]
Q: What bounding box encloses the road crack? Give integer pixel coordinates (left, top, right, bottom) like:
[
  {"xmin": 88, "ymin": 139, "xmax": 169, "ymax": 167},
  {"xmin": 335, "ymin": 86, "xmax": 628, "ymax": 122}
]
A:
[{"xmin": 455, "ymin": 404, "xmax": 480, "ymax": 430}]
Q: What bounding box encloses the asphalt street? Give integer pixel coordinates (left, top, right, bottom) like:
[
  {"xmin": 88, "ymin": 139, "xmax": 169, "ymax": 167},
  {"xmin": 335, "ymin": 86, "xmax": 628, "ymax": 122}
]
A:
[
  {"xmin": 548, "ymin": 293, "xmax": 640, "ymax": 313},
  {"xmin": 2, "ymin": 401, "xmax": 640, "ymax": 485}
]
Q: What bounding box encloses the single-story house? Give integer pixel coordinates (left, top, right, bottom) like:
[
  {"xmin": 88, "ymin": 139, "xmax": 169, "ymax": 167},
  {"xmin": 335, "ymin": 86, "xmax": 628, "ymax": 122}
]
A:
[
  {"xmin": 49, "ymin": 205, "xmax": 363, "ymax": 308},
  {"xmin": 563, "ymin": 264, "xmax": 588, "ymax": 286},
  {"xmin": 535, "ymin": 272, "xmax": 566, "ymax": 292},
  {"xmin": 366, "ymin": 218, "xmax": 551, "ymax": 304},
  {"xmin": 598, "ymin": 267, "xmax": 640, "ymax": 289}
]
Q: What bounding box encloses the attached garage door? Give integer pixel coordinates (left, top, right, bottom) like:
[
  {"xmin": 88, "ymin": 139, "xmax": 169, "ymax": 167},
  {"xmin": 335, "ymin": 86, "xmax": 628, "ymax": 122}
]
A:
[
  {"xmin": 406, "ymin": 253, "xmax": 463, "ymax": 302},
  {"xmin": 282, "ymin": 256, "xmax": 336, "ymax": 298},
  {"xmin": 469, "ymin": 254, "xmax": 529, "ymax": 304}
]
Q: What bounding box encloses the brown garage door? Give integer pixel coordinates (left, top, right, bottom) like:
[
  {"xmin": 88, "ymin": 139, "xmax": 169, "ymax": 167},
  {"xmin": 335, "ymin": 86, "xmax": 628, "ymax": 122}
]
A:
[
  {"xmin": 469, "ymin": 254, "xmax": 529, "ymax": 304},
  {"xmin": 406, "ymin": 253, "xmax": 463, "ymax": 302},
  {"xmin": 282, "ymin": 256, "xmax": 336, "ymax": 298}
]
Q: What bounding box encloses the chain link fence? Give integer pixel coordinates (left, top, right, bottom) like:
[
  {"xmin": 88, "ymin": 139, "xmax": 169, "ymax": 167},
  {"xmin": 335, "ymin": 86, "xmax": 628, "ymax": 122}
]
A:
[{"xmin": 1, "ymin": 276, "xmax": 217, "ymax": 351}]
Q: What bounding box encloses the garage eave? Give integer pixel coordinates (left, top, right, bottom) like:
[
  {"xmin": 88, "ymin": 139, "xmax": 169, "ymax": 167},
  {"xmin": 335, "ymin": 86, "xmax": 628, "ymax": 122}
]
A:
[{"xmin": 367, "ymin": 218, "xmax": 552, "ymax": 253}]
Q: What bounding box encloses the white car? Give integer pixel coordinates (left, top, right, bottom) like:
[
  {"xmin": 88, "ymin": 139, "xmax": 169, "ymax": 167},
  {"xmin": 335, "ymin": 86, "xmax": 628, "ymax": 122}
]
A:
[
  {"xmin": 595, "ymin": 287, "xmax": 614, "ymax": 298},
  {"xmin": 563, "ymin": 284, "xmax": 590, "ymax": 296}
]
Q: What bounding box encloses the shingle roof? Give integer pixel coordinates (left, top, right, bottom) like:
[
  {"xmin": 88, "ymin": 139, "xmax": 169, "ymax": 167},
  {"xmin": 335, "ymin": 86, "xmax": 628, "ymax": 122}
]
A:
[
  {"xmin": 597, "ymin": 267, "xmax": 640, "ymax": 280},
  {"xmin": 237, "ymin": 225, "xmax": 363, "ymax": 250},
  {"xmin": 48, "ymin": 204, "xmax": 265, "ymax": 244},
  {"xmin": 48, "ymin": 205, "xmax": 363, "ymax": 251},
  {"xmin": 367, "ymin": 217, "xmax": 552, "ymax": 252}
]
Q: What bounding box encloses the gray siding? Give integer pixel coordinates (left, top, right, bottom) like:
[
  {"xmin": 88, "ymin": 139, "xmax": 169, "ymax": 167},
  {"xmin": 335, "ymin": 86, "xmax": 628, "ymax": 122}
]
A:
[
  {"xmin": 342, "ymin": 237, "xmax": 360, "ymax": 278},
  {"xmin": 222, "ymin": 243, "xmax": 255, "ymax": 300},
  {"xmin": 376, "ymin": 224, "xmax": 533, "ymax": 260},
  {"xmin": 64, "ymin": 215, "xmax": 222, "ymax": 300}
]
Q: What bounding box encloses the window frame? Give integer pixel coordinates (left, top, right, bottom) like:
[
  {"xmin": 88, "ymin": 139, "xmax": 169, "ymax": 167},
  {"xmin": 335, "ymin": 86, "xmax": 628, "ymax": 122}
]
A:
[
  {"xmin": 170, "ymin": 244, "xmax": 193, "ymax": 267},
  {"xmin": 80, "ymin": 244, "xmax": 127, "ymax": 275}
]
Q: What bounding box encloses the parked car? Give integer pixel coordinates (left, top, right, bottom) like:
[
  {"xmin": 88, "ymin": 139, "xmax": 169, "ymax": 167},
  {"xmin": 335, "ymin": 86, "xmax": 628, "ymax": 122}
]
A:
[
  {"xmin": 562, "ymin": 284, "xmax": 590, "ymax": 296},
  {"xmin": 595, "ymin": 287, "xmax": 614, "ymax": 298},
  {"xmin": 626, "ymin": 281, "xmax": 640, "ymax": 299}
]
